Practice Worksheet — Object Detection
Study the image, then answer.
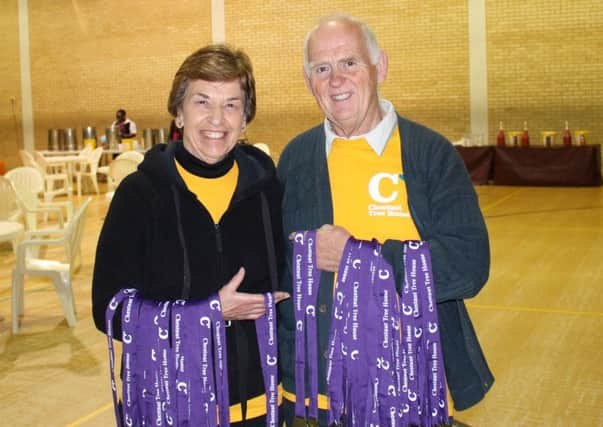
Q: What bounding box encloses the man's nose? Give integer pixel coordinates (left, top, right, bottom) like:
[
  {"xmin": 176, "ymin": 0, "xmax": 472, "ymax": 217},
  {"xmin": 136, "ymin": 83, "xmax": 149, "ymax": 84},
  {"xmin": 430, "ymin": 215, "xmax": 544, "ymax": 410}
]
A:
[{"xmin": 329, "ymin": 67, "xmax": 345, "ymax": 86}]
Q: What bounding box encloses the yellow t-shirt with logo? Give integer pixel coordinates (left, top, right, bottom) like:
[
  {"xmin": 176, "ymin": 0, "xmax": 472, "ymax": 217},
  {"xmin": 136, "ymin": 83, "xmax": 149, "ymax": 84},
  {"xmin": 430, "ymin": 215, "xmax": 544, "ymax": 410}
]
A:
[
  {"xmin": 327, "ymin": 127, "xmax": 420, "ymax": 243},
  {"xmin": 327, "ymin": 128, "xmax": 454, "ymax": 416}
]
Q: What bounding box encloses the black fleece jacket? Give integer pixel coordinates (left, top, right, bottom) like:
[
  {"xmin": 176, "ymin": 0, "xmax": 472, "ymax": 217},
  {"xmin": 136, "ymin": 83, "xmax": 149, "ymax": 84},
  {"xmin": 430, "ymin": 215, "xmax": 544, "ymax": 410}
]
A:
[{"xmin": 92, "ymin": 141, "xmax": 284, "ymax": 412}]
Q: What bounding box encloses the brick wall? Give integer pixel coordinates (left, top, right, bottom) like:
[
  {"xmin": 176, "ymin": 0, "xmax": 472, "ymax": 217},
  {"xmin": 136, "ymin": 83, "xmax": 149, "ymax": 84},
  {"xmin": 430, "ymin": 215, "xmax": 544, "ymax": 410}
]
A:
[
  {"xmin": 0, "ymin": 0, "xmax": 22, "ymax": 170},
  {"xmin": 27, "ymin": 0, "xmax": 211, "ymax": 153},
  {"xmin": 487, "ymin": 0, "xmax": 603, "ymax": 146},
  {"xmin": 226, "ymin": 0, "xmax": 469, "ymax": 159},
  {"xmin": 2, "ymin": 1, "xmax": 601, "ymax": 169}
]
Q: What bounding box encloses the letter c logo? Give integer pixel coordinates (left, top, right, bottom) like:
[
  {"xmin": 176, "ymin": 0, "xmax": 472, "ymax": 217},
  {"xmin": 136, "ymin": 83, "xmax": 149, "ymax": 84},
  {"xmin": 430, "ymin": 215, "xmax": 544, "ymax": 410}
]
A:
[
  {"xmin": 122, "ymin": 333, "xmax": 132, "ymax": 344},
  {"xmin": 378, "ymin": 269, "xmax": 390, "ymax": 280},
  {"xmin": 267, "ymin": 355, "xmax": 277, "ymax": 366},
  {"xmin": 368, "ymin": 172, "xmax": 399, "ymax": 203},
  {"xmin": 158, "ymin": 328, "xmax": 169, "ymax": 340},
  {"xmin": 306, "ymin": 305, "xmax": 315, "ymax": 316},
  {"xmin": 109, "ymin": 298, "xmax": 119, "ymax": 311},
  {"xmin": 294, "ymin": 232, "xmax": 304, "ymax": 243},
  {"xmin": 200, "ymin": 316, "xmax": 211, "ymax": 328},
  {"xmin": 408, "ymin": 241, "xmax": 421, "ymax": 250}
]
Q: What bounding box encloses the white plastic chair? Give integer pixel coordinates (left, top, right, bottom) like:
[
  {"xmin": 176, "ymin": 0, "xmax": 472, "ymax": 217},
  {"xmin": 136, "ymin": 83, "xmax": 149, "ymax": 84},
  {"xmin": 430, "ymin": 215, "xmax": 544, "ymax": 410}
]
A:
[
  {"xmin": 104, "ymin": 157, "xmax": 140, "ymax": 200},
  {"xmin": 75, "ymin": 147, "xmax": 103, "ymax": 195},
  {"xmin": 0, "ymin": 176, "xmax": 21, "ymax": 223},
  {"xmin": 11, "ymin": 197, "xmax": 91, "ymax": 334},
  {"xmin": 99, "ymin": 151, "xmax": 143, "ymax": 194},
  {"xmin": 5, "ymin": 167, "xmax": 72, "ymax": 230},
  {"xmin": 98, "ymin": 150, "xmax": 144, "ymax": 183},
  {"xmin": 79, "ymin": 145, "xmax": 92, "ymax": 159},
  {"xmin": 19, "ymin": 149, "xmax": 39, "ymax": 170},
  {"xmin": 253, "ymin": 143, "xmax": 272, "ymax": 156},
  {"xmin": 33, "ymin": 151, "xmax": 70, "ymax": 201}
]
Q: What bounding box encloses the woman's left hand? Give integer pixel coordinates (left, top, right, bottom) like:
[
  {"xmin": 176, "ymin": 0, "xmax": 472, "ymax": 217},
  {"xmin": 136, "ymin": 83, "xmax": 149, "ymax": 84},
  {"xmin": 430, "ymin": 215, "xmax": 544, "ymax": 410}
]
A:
[{"xmin": 219, "ymin": 267, "xmax": 290, "ymax": 320}]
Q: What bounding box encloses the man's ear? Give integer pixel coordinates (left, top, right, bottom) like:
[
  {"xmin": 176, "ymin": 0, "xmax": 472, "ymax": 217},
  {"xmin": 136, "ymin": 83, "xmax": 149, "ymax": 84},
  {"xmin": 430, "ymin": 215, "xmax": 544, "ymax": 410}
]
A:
[
  {"xmin": 376, "ymin": 49, "xmax": 388, "ymax": 84},
  {"xmin": 303, "ymin": 67, "xmax": 314, "ymax": 94}
]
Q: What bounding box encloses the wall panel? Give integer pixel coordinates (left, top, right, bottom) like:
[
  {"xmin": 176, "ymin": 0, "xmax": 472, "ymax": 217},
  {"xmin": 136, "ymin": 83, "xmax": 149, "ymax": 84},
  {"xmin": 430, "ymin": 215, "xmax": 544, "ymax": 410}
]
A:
[{"xmin": 28, "ymin": 0, "xmax": 212, "ymax": 149}]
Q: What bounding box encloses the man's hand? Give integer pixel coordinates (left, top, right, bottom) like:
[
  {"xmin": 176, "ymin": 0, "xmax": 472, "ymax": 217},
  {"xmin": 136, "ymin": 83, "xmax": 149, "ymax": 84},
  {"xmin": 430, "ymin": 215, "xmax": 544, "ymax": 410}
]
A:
[
  {"xmin": 315, "ymin": 224, "xmax": 351, "ymax": 272},
  {"xmin": 218, "ymin": 267, "xmax": 290, "ymax": 321}
]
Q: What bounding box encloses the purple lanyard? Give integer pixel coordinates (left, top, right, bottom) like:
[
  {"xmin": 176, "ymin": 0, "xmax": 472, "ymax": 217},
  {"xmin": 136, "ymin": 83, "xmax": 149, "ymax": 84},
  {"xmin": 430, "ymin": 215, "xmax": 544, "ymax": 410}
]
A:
[
  {"xmin": 255, "ymin": 292, "xmax": 279, "ymax": 427},
  {"xmin": 293, "ymin": 235, "xmax": 450, "ymax": 427},
  {"xmin": 105, "ymin": 291, "xmax": 230, "ymax": 427},
  {"xmin": 402, "ymin": 241, "xmax": 449, "ymax": 426},
  {"xmin": 292, "ymin": 230, "xmax": 320, "ymax": 423}
]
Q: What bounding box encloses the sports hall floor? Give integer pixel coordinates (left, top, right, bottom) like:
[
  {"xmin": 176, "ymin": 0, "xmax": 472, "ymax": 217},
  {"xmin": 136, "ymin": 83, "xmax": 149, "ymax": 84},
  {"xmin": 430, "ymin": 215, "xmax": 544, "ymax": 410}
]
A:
[{"xmin": 0, "ymin": 183, "xmax": 601, "ymax": 426}]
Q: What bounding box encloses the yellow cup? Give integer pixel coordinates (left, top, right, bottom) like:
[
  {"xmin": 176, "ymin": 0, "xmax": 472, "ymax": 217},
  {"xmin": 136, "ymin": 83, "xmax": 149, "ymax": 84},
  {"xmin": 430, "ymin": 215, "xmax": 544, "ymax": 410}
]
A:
[
  {"xmin": 574, "ymin": 130, "xmax": 588, "ymax": 145},
  {"xmin": 507, "ymin": 131, "xmax": 522, "ymax": 147},
  {"xmin": 83, "ymin": 138, "xmax": 96, "ymax": 149},
  {"xmin": 540, "ymin": 131, "xmax": 557, "ymax": 147}
]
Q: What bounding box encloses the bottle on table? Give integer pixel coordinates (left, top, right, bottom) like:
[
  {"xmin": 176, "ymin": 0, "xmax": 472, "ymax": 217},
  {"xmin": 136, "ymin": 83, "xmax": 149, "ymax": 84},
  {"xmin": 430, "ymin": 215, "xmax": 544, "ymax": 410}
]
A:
[
  {"xmin": 562, "ymin": 121, "xmax": 572, "ymax": 147},
  {"xmin": 520, "ymin": 121, "xmax": 530, "ymax": 147},
  {"xmin": 496, "ymin": 122, "xmax": 506, "ymax": 147}
]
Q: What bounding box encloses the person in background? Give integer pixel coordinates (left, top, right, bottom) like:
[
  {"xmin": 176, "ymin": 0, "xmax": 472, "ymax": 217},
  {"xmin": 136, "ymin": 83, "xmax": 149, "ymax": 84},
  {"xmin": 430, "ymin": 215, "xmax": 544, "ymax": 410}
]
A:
[
  {"xmin": 111, "ymin": 108, "xmax": 137, "ymax": 138},
  {"xmin": 277, "ymin": 14, "xmax": 494, "ymax": 426},
  {"xmin": 93, "ymin": 44, "xmax": 288, "ymax": 426}
]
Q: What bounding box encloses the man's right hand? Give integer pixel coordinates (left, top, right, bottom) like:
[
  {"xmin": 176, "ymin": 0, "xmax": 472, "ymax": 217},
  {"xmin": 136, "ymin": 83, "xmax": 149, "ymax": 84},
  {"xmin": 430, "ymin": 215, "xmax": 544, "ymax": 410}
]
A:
[{"xmin": 315, "ymin": 224, "xmax": 352, "ymax": 272}]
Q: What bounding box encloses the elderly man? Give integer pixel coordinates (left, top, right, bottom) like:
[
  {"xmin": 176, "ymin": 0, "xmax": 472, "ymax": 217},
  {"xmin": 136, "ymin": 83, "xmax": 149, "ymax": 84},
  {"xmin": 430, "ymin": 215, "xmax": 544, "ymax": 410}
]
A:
[{"xmin": 277, "ymin": 14, "xmax": 494, "ymax": 426}]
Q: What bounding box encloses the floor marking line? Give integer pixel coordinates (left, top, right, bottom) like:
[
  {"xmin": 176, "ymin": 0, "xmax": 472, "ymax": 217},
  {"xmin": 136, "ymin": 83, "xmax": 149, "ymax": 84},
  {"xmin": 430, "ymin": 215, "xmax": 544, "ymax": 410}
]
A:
[
  {"xmin": 65, "ymin": 402, "xmax": 113, "ymax": 427},
  {"xmin": 481, "ymin": 188, "xmax": 523, "ymax": 213},
  {"xmin": 467, "ymin": 303, "xmax": 603, "ymax": 317}
]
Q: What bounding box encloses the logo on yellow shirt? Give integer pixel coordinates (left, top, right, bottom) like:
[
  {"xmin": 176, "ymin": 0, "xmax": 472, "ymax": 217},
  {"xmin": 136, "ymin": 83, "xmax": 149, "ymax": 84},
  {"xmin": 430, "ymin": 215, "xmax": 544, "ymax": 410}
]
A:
[{"xmin": 367, "ymin": 172, "xmax": 410, "ymax": 218}]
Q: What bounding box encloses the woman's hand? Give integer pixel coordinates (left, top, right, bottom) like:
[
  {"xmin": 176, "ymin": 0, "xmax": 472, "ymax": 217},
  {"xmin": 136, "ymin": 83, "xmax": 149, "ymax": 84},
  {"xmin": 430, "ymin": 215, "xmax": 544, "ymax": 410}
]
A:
[{"xmin": 218, "ymin": 267, "xmax": 290, "ymax": 321}]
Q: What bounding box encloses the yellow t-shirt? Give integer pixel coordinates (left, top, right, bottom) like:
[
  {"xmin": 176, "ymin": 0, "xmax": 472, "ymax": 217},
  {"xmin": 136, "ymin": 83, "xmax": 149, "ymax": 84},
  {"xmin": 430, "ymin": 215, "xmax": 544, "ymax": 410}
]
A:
[
  {"xmin": 175, "ymin": 159, "xmax": 239, "ymax": 223},
  {"xmin": 327, "ymin": 126, "xmax": 420, "ymax": 243}
]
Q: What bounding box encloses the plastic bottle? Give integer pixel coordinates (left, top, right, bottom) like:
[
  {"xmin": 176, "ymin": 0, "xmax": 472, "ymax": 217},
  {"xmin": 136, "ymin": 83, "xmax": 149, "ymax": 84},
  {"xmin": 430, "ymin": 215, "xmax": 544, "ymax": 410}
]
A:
[
  {"xmin": 496, "ymin": 122, "xmax": 506, "ymax": 147},
  {"xmin": 562, "ymin": 121, "xmax": 572, "ymax": 147},
  {"xmin": 520, "ymin": 121, "xmax": 530, "ymax": 147}
]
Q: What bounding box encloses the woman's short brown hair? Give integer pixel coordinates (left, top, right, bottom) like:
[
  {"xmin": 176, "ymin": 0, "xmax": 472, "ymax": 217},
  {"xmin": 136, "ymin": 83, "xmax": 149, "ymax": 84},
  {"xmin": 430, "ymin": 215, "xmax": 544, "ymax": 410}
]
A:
[{"xmin": 167, "ymin": 44, "xmax": 256, "ymax": 124}]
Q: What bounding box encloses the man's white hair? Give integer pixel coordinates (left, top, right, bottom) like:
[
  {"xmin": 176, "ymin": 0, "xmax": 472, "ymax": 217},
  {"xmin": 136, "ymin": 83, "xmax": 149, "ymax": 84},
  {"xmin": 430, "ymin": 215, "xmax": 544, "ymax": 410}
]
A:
[{"xmin": 303, "ymin": 13, "xmax": 381, "ymax": 76}]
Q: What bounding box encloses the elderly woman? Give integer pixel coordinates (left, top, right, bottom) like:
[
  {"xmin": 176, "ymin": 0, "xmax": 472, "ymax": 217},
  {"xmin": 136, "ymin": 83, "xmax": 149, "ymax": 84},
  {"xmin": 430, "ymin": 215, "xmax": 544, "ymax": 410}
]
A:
[{"xmin": 92, "ymin": 45, "xmax": 288, "ymax": 426}]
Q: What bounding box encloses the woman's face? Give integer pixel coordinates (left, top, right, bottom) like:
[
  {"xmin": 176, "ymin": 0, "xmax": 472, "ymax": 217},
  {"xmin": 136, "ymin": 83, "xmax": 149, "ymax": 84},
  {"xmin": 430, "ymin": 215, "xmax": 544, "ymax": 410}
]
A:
[{"xmin": 178, "ymin": 79, "xmax": 246, "ymax": 164}]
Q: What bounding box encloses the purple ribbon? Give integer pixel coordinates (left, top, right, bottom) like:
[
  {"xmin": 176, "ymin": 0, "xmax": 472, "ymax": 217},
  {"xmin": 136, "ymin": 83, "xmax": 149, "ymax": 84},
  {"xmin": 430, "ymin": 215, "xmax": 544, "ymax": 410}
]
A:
[
  {"xmin": 105, "ymin": 290, "xmax": 278, "ymax": 427},
  {"xmin": 292, "ymin": 235, "xmax": 450, "ymax": 427},
  {"xmin": 292, "ymin": 230, "xmax": 320, "ymax": 423},
  {"xmin": 255, "ymin": 292, "xmax": 279, "ymax": 427}
]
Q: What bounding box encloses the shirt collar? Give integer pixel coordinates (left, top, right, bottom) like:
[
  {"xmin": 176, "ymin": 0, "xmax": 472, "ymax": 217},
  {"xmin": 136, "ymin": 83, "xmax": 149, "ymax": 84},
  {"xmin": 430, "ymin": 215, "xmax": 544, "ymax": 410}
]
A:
[{"xmin": 324, "ymin": 99, "xmax": 397, "ymax": 156}]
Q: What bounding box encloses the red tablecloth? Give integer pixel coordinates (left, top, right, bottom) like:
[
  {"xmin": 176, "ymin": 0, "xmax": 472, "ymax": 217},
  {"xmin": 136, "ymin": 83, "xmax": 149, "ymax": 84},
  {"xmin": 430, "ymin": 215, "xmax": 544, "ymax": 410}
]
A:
[{"xmin": 456, "ymin": 145, "xmax": 602, "ymax": 186}]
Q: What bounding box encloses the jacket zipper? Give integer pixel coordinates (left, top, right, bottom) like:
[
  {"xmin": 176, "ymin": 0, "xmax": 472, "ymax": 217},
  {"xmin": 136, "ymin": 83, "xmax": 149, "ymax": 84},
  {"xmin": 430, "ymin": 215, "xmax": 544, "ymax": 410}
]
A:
[{"xmin": 215, "ymin": 223, "xmax": 224, "ymax": 284}]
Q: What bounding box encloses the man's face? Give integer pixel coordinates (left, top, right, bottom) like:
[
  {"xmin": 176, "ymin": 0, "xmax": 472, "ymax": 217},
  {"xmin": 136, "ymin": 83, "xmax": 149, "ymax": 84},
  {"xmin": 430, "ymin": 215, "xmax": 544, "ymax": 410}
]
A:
[
  {"xmin": 116, "ymin": 111, "xmax": 125, "ymax": 122},
  {"xmin": 178, "ymin": 79, "xmax": 245, "ymax": 164},
  {"xmin": 304, "ymin": 21, "xmax": 387, "ymax": 137}
]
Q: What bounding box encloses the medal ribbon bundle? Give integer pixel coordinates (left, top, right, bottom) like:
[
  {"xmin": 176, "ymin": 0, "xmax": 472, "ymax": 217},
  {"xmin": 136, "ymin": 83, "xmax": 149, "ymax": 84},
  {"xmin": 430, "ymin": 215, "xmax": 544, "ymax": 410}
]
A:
[
  {"xmin": 105, "ymin": 289, "xmax": 278, "ymax": 427},
  {"xmin": 293, "ymin": 233, "xmax": 449, "ymax": 427}
]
